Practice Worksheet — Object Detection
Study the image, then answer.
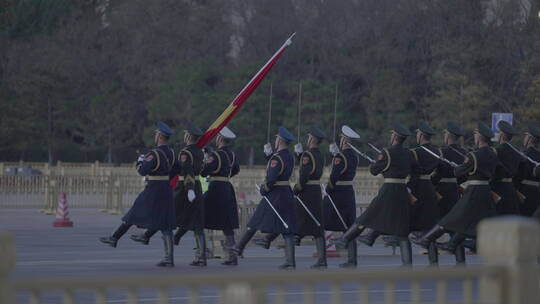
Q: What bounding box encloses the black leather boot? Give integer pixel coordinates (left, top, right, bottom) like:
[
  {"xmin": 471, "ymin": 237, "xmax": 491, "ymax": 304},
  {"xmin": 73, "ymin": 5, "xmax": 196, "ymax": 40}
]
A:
[
  {"xmin": 222, "ymin": 234, "xmax": 238, "ymax": 266},
  {"xmin": 156, "ymin": 234, "xmax": 174, "ymax": 267},
  {"xmin": 99, "ymin": 223, "xmax": 130, "ymax": 248},
  {"xmin": 294, "ymin": 234, "xmax": 303, "ymax": 246},
  {"xmin": 330, "ymin": 223, "xmax": 364, "ymax": 248},
  {"xmin": 357, "ymin": 230, "xmax": 381, "ymax": 247},
  {"xmin": 428, "ymin": 242, "xmax": 439, "ymax": 266},
  {"xmin": 278, "ymin": 235, "xmax": 296, "ymax": 270},
  {"xmin": 190, "ymin": 231, "xmax": 207, "ymax": 267},
  {"xmin": 399, "ymin": 237, "xmax": 412, "ymax": 266},
  {"xmin": 411, "ymin": 225, "xmax": 445, "ymax": 249},
  {"xmin": 253, "ymin": 233, "xmax": 279, "ymax": 249},
  {"xmin": 437, "ymin": 233, "xmax": 466, "ymax": 254},
  {"xmin": 455, "ymin": 244, "xmax": 466, "ymax": 265},
  {"xmin": 231, "ymin": 228, "xmax": 257, "ymax": 257},
  {"xmin": 174, "ymin": 228, "xmax": 188, "ymax": 246},
  {"xmin": 130, "ymin": 229, "xmax": 157, "ymax": 245},
  {"xmin": 339, "ymin": 240, "xmax": 357, "ymax": 268},
  {"xmin": 311, "ymin": 236, "xmax": 327, "ymax": 269}
]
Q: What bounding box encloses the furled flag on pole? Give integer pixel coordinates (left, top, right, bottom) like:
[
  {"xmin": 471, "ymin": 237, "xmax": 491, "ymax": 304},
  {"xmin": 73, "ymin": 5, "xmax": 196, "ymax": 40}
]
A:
[{"xmin": 196, "ymin": 33, "xmax": 296, "ymax": 148}]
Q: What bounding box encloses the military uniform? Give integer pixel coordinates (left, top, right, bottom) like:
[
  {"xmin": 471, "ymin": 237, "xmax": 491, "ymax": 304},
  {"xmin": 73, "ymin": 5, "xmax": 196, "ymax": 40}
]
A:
[
  {"xmin": 490, "ymin": 121, "xmax": 522, "ymax": 215},
  {"xmin": 200, "ymin": 127, "xmax": 241, "ymax": 266},
  {"xmin": 356, "ymin": 142, "xmax": 415, "ymax": 237},
  {"xmin": 415, "ymin": 122, "xmax": 497, "ymax": 256},
  {"xmin": 100, "ymin": 121, "xmax": 176, "ymax": 267},
  {"xmin": 202, "ymin": 146, "xmax": 240, "ymax": 231},
  {"xmin": 323, "ymin": 125, "xmax": 360, "ymax": 268},
  {"xmin": 431, "ymin": 122, "xmax": 467, "ymax": 217},
  {"xmin": 408, "ymin": 122, "xmax": 440, "ymax": 232},
  {"xmin": 515, "ymin": 125, "xmax": 540, "ymax": 216},
  {"xmin": 294, "ymin": 147, "xmax": 324, "ymax": 238},
  {"xmin": 332, "ymin": 123, "xmax": 415, "ymax": 266},
  {"xmin": 232, "ymin": 126, "xmax": 298, "ymax": 269},
  {"xmin": 323, "ymin": 148, "xmax": 358, "ymax": 231}
]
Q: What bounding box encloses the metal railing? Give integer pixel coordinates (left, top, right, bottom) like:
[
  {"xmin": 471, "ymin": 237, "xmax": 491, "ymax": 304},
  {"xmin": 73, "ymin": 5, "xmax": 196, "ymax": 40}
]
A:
[{"xmin": 3, "ymin": 216, "xmax": 540, "ymax": 304}]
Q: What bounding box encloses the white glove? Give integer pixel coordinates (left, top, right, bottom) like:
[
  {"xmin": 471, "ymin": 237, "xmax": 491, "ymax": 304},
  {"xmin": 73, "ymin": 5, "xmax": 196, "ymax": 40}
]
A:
[
  {"xmin": 187, "ymin": 189, "xmax": 196, "ymax": 202},
  {"xmin": 137, "ymin": 154, "xmax": 145, "ymax": 162},
  {"xmin": 329, "ymin": 143, "xmax": 339, "ymax": 155},
  {"xmin": 263, "ymin": 143, "xmax": 273, "ymax": 156},
  {"xmin": 294, "ymin": 143, "xmax": 303, "ymax": 154}
]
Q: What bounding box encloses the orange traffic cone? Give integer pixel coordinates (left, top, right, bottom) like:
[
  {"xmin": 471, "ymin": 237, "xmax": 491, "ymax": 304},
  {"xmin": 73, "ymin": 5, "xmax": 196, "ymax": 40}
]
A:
[
  {"xmin": 53, "ymin": 192, "xmax": 73, "ymax": 227},
  {"xmin": 313, "ymin": 231, "xmax": 341, "ymax": 258}
]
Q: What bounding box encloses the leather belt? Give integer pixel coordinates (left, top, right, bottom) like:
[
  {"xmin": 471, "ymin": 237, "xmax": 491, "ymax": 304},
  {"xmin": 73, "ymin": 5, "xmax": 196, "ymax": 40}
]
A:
[
  {"xmin": 462, "ymin": 180, "xmax": 489, "ymax": 188},
  {"xmin": 306, "ymin": 180, "xmax": 320, "ymax": 185},
  {"xmin": 439, "ymin": 178, "xmax": 457, "ymax": 183},
  {"xmin": 145, "ymin": 176, "xmax": 169, "ymax": 181},
  {"xmin": 384, "ymin": 178, "xmax": 407, "ymax": 184},
  {"xmin": 209, "ymin": 176, "xmax": 230, "ymax": 182},
  {"xmin": 336, "ymin": 181, "xmax": 353, "ymax": 186},
  {"xmin": 499, "ymin": 178, "xmax": 513, "ymax": 183},
  {"xmin": 522, "ymin": 180, "xmax": 540, "ymax": 187},
  {"xmin": 419, "ymin": 175, "xmax": 431, "ymax": 180},
  {"xmin": 177, "ymin": 175, "xmax": 200, "ymax": 181},
  {"xmin": 274, "ymin": 181, "xmax": 291, "ymax": 186}
]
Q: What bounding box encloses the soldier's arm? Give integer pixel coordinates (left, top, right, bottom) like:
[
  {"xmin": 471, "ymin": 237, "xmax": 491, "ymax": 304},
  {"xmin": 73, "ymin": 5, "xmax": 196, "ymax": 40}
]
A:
[
  {"xmin": 369, "ymin": 149, "xmax": 389, "ymax": 176},
  {"xmin": 180, "ymin": 151, "xmax": 196, "ymax": 191},
  {"xmin": 230, "ymin": 153, "xmax": 240, "ymax": 177},
  {"xmin": 328, "ymin": 154, "xmax": 345, "ymax": 190},
  {"xmin": 454, "ymin": 152, "xmax": 475, "ymax": 177},
  {"xmin": 294, "ymin": 152, "xmax": 314, "ymax": 193},
  {"xmin": 136, "ymin": 151, "xmax": 159, "ymax": 176},
  {"xmin": 261, "ymin": 155, "xmax": 283, "ymax": 194},
  {"xmin": 200, "ymin": 151, "xmax": 220, "ymax": 177}
]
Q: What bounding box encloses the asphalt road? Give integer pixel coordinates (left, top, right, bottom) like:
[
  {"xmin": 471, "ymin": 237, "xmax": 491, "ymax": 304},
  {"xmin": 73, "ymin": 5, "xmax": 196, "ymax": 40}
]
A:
[{"xmin": 1, "ymin": 209, "xmax": 482, "ymax": 303}]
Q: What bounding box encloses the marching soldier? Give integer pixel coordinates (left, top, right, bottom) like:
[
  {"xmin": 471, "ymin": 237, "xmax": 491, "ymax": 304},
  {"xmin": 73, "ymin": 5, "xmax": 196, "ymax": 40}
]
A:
[
  {"xmin": 131, "ymin": 122, "xmax": 207, "ymax": 267},
  {"xmin": 331, "ymin": 123, "xmax": 416, "ymax": 266},
  {"xmin": 323, "ymin": 125, "xmax": 360, "ymax": 268},
  {"xmin": 430, "ymin": 121, "xmax": 467, "ymax": 264},
  {"xmin": 491, "ymin": 121, "xmax": 522, "ymax": 215},
  {"xmin": 231, "ymin": 127, "xmax": 298, "ymax": 269},
  {"xmin": 404, "ymin": 121, "xmax": 441, "ymax": 266},
  {"xmin": 413, "ymin": 121, "xmax": 498, "ymax": 255},
  {"xmin": 515, "ymin": 125, "xmax": 540, "ymax": 216},
  {"xmin": 253, "ymin": 127, "xmax": 328, "ymax": 268},
  {"xmin": 200, "ymin": 126, "xmax": 241, "ymax": 266},
  {"xmin": 100, "ymin": 122, "xmax": 177, "ymax": 267},
  {"xmin": 293, "ymin": 127, "xmax": 328, "ymax": 268}
]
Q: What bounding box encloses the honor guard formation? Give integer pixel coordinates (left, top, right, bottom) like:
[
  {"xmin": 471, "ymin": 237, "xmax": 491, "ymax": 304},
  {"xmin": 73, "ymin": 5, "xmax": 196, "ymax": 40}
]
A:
[{"xmin": 100, "ymin": 119, "xmax": 540, "ymax": 269}]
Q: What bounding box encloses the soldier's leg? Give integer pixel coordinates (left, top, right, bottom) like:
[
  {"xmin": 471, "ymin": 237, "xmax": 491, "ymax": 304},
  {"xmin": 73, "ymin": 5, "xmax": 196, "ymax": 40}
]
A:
[
  {"xmin": 222, "ymin": 229, "xmax": 238, "ymax": 266},
  {"xmin": 99, "ymin": 222, "xmax": 131, "ymax": 248},
  {"xmin": 279, "ymin": 234, "xmax": 296, "ymax": 270},
  {"xmin": 398, "ymin": 236, "xmax": 413, "ymax": 266},
  {"xmin": 156, "ymin": 230, "xmax": 174, "ymax": 267},
  {"xmin": 253, "ymin": 233, "xmax": 279, "ymax": 249},
  {"xmin": 455, "ymin": 244, "xmax": 466, "ymax": 265},
  {"xmin": 411, "ymin": 225, "xmax": 446, "ymax": 249},
  {"xmin": 330, "ymin": 223, "xmax": 365, "ymax": 248},
  {"xmin": 190, "ymin": 229, "xmax": 207, "ymax": 267},
  {"xmin": 294, "ymin": 234, "xmax": 303, "ymax": 246},
  {"xmin": 174, "ymin": 227, "xmax": 189, "ymax": 246},
  {"xmin": 428, "ymin": 242, "xmax": 439, "ymax": 266},
  {"xmin": 130, "ymin": 229, "xmax": 158, "ymax": 245},
  {"xmin": 311, "ymin": 228, "xmax": 327, "ymax": 269},
  {"xmin": 436, "ymin": 232, "xmax": 466, "ymax": 254},
  {"xmin": 357, "ymin": 229, "xmax": 382, "ymax": 247},
  {"xmin": 231, "ymin": 227, "xmax": 257, "ymax": 259},
  {"xmin": 339, "ymin": 239, "xmax": 357, "ymax": 268}
]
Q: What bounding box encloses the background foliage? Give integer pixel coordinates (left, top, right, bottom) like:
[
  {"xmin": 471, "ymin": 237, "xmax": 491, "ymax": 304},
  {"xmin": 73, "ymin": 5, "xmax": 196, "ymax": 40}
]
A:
[{"xmin": 1, "ymin": 0, "xmax": 539, "ymax": 165}]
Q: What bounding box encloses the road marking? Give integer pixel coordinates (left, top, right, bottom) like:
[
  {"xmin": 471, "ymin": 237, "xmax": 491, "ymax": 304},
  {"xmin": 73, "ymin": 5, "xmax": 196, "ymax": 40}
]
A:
[{"xmin": 106, "ymin": 288, "xmax": 434, "ymax": 303}]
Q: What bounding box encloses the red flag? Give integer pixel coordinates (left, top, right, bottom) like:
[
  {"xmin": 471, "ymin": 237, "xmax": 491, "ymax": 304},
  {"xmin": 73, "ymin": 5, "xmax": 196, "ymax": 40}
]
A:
[{"xmin": 196, "ymin": 33, "xmax": 295, "ymax": 147}]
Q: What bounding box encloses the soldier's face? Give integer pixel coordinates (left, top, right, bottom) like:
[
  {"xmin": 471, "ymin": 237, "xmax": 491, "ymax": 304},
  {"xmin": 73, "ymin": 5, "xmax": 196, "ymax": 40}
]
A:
[
  {"xmin": 416, "ymin": 130, "xmax": 422, "ymax": 143},
  {"xmin": 184, "ymin": 132, "xmax": 190, "ymax": 144},
  {"xmin": 443, "ymin": 132, "xmax": 449, "ymax": 144},
  {"xmin": 524, "ymin": 134, "xmax": 531, "ymax": 147},
  {"xmin": 473, "ymin": 131, "xmax": 480, "ymax": 146}
]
